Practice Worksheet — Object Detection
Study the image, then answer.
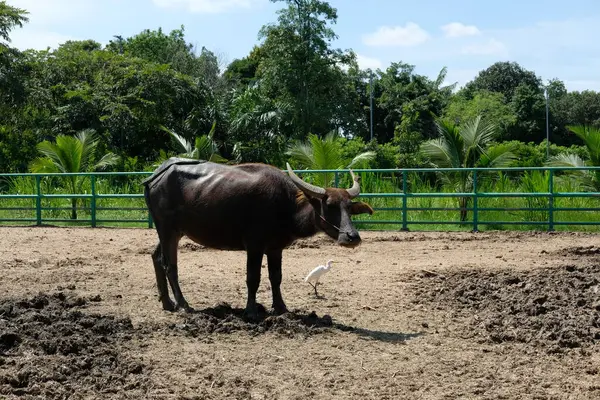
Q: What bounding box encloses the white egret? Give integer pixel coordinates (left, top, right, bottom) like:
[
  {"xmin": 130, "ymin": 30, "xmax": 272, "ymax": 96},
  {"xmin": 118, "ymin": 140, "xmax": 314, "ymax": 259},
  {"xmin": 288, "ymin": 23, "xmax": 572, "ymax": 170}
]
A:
[{"xmin": 304, "ymin": 260, "xmax": 333, "ymax": 296}]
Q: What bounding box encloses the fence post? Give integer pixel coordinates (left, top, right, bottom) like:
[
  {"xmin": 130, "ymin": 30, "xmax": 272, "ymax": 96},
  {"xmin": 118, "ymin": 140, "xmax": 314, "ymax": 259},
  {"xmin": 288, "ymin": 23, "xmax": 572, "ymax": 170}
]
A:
[
  {"xmin": 35, "ymin": 175, "xmax": 42, "ymax": 226},
  {"xmin": 91, "ymin": 174, "xmax": 97, "ymax": 228},
  {"xmin": 334, "ymin": 171, "xmax": 339, "ymax": 188},
  {"xmin": 401, "ymin": 170, "xmax": 408, "ymax": 231},
  {"xmin": 548, "ymin": 169, "xmax": 554, "ymax": 232},
  {"xmin": 472, "ymin": 170, "xmax": 478, "ymax": 232}
]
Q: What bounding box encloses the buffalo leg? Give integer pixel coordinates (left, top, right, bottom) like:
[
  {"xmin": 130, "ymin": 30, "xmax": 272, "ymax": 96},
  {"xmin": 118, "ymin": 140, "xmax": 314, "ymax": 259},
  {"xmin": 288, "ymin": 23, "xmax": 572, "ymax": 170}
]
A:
[
  {"xmin": 267, "ymin": 249, "xmax": 288, "ymax": 315},
  {"xmin": 244, "ymin": 250, "xmax": 263, "ymax": 319},
  {"xmin": 162, "ymin": 234, "xmax": 192, "ymax": 312},
  {"xmin": 151, "ymin": 243, "xmax": 176, "ymax": 311}
]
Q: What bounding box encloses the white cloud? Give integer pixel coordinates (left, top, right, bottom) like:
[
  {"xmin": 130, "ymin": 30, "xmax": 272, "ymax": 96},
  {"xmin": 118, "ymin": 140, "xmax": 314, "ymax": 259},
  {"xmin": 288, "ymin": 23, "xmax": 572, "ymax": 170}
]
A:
[
  {"xmin": 441, "ymin": 22, "xmax": 480, "ymax": 38},
  {"xmin": 356, "ymin": 54, "xmax": 382, "ymax": 70},
  {"xmin": 362, "ymin": 23, "xmax": 429, "ymax": 47},
  {"xmin": 461, "ymin": 39, "xmax": 508, "ymax": 56},
  {"xmin": 152, "ymin": 0, "xmax": 263, "ymax": 13}
]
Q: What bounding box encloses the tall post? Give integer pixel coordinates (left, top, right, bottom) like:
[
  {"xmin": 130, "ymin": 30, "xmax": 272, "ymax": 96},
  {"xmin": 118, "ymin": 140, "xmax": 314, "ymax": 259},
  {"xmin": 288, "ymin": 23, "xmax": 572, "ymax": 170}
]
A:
[
  {"xmin": 545, "ymin": 88, "xmax": 550, "ymax": 159},
  {"xmin": 369, "ymin": 71, "xmax": 374, "ymax": 142}
]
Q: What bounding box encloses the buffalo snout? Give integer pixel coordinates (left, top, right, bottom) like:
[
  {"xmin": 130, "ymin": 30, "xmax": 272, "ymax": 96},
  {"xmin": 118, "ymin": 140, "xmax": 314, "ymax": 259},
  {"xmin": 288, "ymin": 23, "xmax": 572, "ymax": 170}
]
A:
[{"xmin": 338, "ymin": 230, "xmax": 361, "ymax": 248}]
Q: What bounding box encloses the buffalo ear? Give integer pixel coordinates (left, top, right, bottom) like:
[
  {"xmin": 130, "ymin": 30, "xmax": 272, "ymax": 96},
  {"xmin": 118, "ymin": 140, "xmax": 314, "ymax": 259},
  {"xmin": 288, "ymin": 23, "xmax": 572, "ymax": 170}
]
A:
[{"xmin": 350, "ymin": 201, "xmax": 374, "ymax": 215}]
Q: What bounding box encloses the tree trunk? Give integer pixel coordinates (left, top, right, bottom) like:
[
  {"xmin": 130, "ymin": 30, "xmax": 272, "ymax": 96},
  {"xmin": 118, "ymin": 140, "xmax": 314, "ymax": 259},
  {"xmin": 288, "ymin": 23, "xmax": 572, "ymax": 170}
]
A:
[
  {"xmin": 71, "ymin": 197, "xmax": 77, "ymax": 220},
  {"xmin": 459, "ymin": 196, "xmax": 468, "ymax": 222}
]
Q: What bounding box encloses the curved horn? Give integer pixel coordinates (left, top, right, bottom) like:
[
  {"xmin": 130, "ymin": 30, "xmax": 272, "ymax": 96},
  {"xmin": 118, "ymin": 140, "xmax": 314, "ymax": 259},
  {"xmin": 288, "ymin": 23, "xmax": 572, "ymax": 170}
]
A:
[
  {"xmin": 346, "ymin": 169, "xmax": 361, "ymax": 199},
  {"xmin": 286, "ymin": 163, "xmax": 326, "ymax": 198}
]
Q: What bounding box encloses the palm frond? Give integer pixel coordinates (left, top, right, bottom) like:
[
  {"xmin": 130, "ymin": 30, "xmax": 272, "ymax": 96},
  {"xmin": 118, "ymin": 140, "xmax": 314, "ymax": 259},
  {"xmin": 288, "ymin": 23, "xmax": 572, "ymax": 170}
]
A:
[
  {"xmin": 310, "ymin": 133, "xmax": 343, "ymax": 170},
  {"xmin": 567, "ymin": 125, "xmax": 600, "ymax": 165},
  {"xmin": 420, "ymin": 138, "xmax": 456, "ymax": 168},
  {"xmin": 35, "ymin": 141, "xmax": 66, "ymax": 173},
  {"xmin": 347, "ymin": 151, "xmax": 376, "ymax": 169},
  {"xmin": 286, "ymin": 141, "xmax": 315, "ymax": 169},
  {"xmin": 546, "ymin": 153, "xmax": 587, "ymax": 168},
  {"xmin": 160, "ymin": 125, "xmax": 193, "ymax": 154},
  {"xmin": 28, "ymin": 157, "xmax": 60, "ymax": 174},
  {"xmin": 461, "ymin": 115, "xmax": 497, "ymax": 150},
  {"xmin": 94, "ymin": 152, "xmax": 120, "ymax": 170},
  {"xmin": 77, "ymin": 129, "xmax": 99, "ymax": 172},
  {"xmin": 480, "ymin": 145, "xmax": 517, "ymax": 168},
  {"xmin": 54, "ymin": 134, "xmax": 83, "ymax": 173},
  {"xmin": 434, "ymin": 119, "xmax": 463, "ymax": 167}
]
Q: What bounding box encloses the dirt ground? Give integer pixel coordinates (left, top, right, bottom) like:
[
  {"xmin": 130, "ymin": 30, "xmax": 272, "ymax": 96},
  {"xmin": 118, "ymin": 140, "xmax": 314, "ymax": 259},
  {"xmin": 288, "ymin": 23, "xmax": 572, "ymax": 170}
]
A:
[{"xmin": 1, "ymin": 227, "xmax": 599, "ymax": 400}]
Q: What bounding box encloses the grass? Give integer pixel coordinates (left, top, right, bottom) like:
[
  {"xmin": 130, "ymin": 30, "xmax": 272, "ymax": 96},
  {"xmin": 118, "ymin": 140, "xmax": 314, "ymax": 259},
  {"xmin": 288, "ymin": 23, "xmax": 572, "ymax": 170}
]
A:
[
  {"xmin": 0, "ymin": 174, "xmax": 151, "ymax": 227},
  {"xmin": 1, "ymin": 169, "xmax": 600, "ymax": 232}
]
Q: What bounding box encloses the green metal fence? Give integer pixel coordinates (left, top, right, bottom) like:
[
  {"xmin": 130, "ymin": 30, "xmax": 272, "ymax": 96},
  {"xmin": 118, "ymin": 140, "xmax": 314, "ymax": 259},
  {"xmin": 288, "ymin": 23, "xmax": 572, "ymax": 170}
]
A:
[{"xmin": 1, "ymin": 166, "xmax": 600, "ymax": 232}]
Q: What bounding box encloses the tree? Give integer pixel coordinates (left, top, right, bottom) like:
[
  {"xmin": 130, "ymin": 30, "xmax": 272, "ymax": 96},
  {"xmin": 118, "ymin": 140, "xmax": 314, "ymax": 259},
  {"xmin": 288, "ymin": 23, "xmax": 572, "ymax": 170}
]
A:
[
  {"xmin": 444, "ymin": 90, "xmax": 517, "ymax": 140},
  {"xmin": 463, "ymin": 61, "xmax": 542, "ymax": 102},
  {"xmin": 258, "ymin": 0, "xmax": 354, "ymax": 139},
  {"xmin": 0, "ymin": 0, "xmax": 28, "ymax": 45},
  {"xmin": 508, "ymin": 82, "xmax": 546, "ymax": 142},
  {"xmin": 420, "ymin": 115, "xmax": 516, "ymax": 221},
  {"xmin": 20, "ymin": 41, "xmax": 214, "ymax": 162},
  {"xmin": 28, "ymin": 129, "xmax": 120, "ymax": 219},
  {"xmin": 547, "ymin": 125, "xmax": 600, "ymax": 190},
  {"xmin": 159, "ymin": 122, "xmax": 227, "ymax": 163},
  {"xmin": 375, "ymin": 63, "xmax": 455, "ymax": 144},
  {"xmin": 224, "ymin": 45, "xmax": 264, "ymax": 89},
  {"xmin": 286, "ymin": 131, "xmax": 376, "ymax": 187},
  {"xmin": 0, "ymin": 1, "xmax": 29, "ymax": 108}
]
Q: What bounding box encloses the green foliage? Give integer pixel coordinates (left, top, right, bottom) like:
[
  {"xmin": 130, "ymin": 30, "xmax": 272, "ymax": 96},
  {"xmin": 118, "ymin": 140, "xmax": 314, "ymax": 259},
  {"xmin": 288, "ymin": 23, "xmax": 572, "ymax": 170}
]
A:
[
  {"xmin": 0, "ymin": 0, "xmax": 28, "ymax": 44},
  {"xmin": 444, "ymin": 90, "xmax": 517, "ymax": 140},
  {"xmin": 28, "ymin": 129, "xmax": 120, "ymax": 219},
  {"xmin": 0, "ymin": 1, "xmax": 28, "ymax": 108},
  {"xmin": 107, "ymin": 26, "xmax": 223, "ymax": 90},
  {"xmin": 286, "ymin": 131, "xmax": 376, "ymax": 186},
  {"xmin": 11, "ymin": 41, "xmax": 214, "ymax": 163},
  {"xmin": 421, "ymin": 115, "xmax": 516, "ymax": 221},
  {"xmin": 228, "ymin": 85, "xmax": 293, "ymax": 165},
  {"xmin": 3, "ymin": 0, "xmax": 600, "ymax": 183},
  {"xmin": 258, "ymin": 0, "xmax": 356, "ymax": 139},
  {"xmin": 375, "ymin": 63, "xmax": 455, "ymax": 143},
  {"xmin": 392, "ymin": 107, "xmax": 427, "ymax": 168},
  {"xmin": 519, "ymin": 170, "xmax": 550, "ymax": 225},
  {"xmin": 547, "ymin": 125, "xmax": 600, "ymax": 190},
  {"xmin": 463, "ymin": 61, "xmax": 542, "ymax": 102},
  {"xmin": 224, "ymin": 46, "xmax": 264, "ymax": 89},
  {"xmin": 159, "ymin": 122, "xmax": 227, "ymax": 164}
]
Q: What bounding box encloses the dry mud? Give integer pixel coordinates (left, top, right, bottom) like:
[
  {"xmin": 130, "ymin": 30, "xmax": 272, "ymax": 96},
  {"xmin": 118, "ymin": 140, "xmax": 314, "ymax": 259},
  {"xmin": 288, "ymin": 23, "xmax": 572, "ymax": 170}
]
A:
[{"xmin": 1, "ymin": 227, "xmax": 599, "ymax": 399}]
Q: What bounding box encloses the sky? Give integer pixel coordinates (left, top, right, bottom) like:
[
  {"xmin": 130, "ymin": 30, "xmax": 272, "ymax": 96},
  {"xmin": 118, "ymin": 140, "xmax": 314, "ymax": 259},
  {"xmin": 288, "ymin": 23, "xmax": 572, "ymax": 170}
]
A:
[{"xmin": 6, "ymin": 0, "xmax": 600, "ymax": 92}]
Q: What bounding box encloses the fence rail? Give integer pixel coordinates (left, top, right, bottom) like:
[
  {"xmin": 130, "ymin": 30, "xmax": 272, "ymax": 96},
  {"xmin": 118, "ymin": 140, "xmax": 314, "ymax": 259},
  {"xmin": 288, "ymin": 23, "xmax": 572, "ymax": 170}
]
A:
[{"xmin": 1, "ymin": 166, "xmax": 600, "ymax": 232}]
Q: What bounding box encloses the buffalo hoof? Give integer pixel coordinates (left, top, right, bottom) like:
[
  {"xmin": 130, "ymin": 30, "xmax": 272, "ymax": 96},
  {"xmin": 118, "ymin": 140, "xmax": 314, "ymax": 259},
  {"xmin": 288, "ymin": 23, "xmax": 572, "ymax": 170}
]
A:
[
  {"xmin": 175, "ymin": 301, "xmax": 194, "ymax": 313},
  {"xmin": 161, "ymin": 299, "xmax": 177, "ymax": 312},
  {"xmin": 272, "ymin": 304, "xmax": 289, "ymax": 316},
  {"xmin": 243, "ymin": 303, "xmax": 266, "ymax": 322},
  {"xmin": 180, "ymin": 304, "xmax": 195, "ymax": 313},
  {"xmin": 243, "ymin": 308, "xmax": 260, "ymax": 322}
]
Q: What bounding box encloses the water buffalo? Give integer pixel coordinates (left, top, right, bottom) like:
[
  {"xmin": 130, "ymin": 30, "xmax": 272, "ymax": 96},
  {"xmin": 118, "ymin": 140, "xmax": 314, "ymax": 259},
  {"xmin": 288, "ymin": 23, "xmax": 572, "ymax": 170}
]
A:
[{"xmin": 142, "ymin": 157, "xmax": 373, "ymax": 318}]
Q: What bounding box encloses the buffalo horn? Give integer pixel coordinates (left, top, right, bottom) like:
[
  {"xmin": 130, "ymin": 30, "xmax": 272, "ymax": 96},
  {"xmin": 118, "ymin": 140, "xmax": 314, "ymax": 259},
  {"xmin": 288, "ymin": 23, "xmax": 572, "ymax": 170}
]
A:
[
  {"xmin": 286, "ymin": 163, "xmax": 327, "ymax": 198},
  {"xmin": 346, "ymin": 169, "xmax": 361, "ymax": 199}
]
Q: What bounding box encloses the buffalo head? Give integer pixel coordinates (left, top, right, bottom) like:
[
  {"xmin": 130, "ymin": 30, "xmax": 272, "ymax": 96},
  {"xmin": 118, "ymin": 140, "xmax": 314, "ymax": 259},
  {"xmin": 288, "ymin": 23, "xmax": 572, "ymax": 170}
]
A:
[{"xmin": 286, "ymin": 163, "xmax": 374, "ymax": 248}]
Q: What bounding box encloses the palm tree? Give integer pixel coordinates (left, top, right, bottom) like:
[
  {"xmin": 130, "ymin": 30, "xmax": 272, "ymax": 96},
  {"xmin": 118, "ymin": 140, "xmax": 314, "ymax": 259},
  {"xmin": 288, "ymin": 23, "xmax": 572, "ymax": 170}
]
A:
[
  {"xmin": 546, "ymin": 125, "xmax": 600, "ymax": 191},
  {"xmin": 286, "ymin": 131, "xmax": 376, "ymax": 187},
  {"xmin": 420, "ymin": 115, "xmax": 515, "ymax": 221},
  {"xmin": 159, "ymin": 121, "xmax": 228, "ymax": 163},
  {"xmin": 29, "ymin": 129, "xmax": 120, "ymax": 219}
]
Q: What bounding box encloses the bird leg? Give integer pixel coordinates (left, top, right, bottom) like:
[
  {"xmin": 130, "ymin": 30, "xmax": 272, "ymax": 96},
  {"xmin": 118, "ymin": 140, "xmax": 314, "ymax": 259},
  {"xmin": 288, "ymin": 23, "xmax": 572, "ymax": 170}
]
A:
[{"xmin": 308, "ymin": 282, "xmax": 319, "ymax": 297}]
